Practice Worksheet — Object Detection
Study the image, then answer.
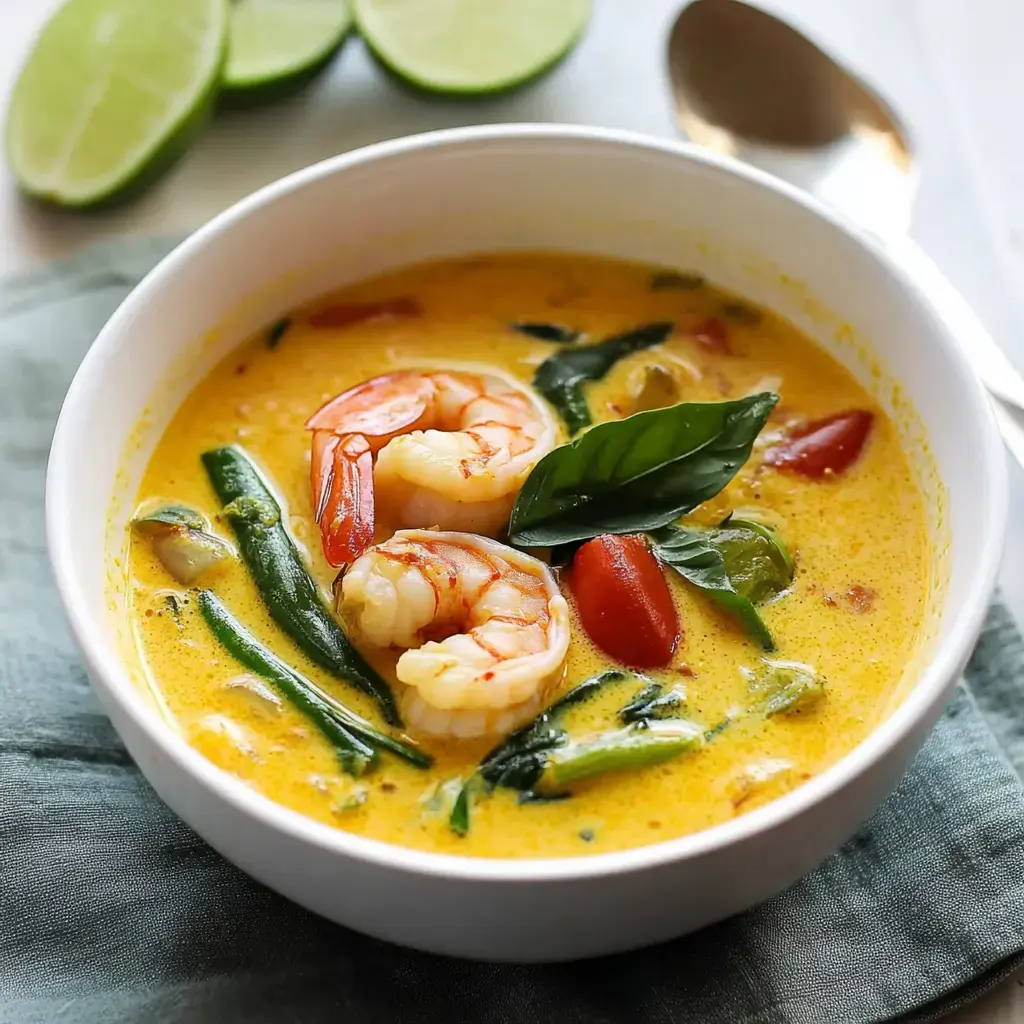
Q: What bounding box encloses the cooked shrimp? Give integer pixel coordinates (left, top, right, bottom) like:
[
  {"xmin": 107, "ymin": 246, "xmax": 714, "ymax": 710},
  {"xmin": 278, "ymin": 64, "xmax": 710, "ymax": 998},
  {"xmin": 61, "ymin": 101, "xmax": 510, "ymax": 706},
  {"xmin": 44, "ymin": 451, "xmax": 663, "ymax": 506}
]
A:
[
  {"xmin": 341, "ymin": 530, "xmax": 570, "ymax": 740},
  {"xmin": 307, "ymin": 370, "xmax": 558, "ymax": 566}
]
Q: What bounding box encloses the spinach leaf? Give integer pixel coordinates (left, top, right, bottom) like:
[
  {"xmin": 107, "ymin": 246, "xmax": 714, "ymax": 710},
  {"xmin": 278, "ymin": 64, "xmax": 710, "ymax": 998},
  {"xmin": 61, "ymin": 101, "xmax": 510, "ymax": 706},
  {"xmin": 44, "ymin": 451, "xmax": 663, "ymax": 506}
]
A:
[
  {"xmin": 477, "ymin": 670, "xmax": 627, "ymax": 793},
  {"xmin": 651, "ymin": 525, "xmax": 772, "ymax": 648},
  {"xmin": 533, "ymin": 322, "xmax": 673, "ymax": 433},
  {"xmin": 512, "ymin": 322, "xmax": 584, "ymax": 344},
  {"xmin": 508, "ymin": 393, "xmax": 777, "ymax": 547},
  {"xmin": 751, "ymin": 659, "xmax": 823, "ymax": 716},
  {"xmin": 708, "ymin": 518, "xmax": 794, "ymax": 603},
  {"xmin": 618, "ymin": 680, "xmax": 686, "ymax": 724}
]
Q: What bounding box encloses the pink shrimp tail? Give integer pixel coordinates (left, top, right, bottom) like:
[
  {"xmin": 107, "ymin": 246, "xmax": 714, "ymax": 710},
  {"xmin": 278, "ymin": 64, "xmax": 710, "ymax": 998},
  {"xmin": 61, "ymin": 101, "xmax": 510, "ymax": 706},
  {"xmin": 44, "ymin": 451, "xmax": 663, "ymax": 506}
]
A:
[{"xmin": 311, "ymin": 431, "xmax": 375, "ymax": 566}]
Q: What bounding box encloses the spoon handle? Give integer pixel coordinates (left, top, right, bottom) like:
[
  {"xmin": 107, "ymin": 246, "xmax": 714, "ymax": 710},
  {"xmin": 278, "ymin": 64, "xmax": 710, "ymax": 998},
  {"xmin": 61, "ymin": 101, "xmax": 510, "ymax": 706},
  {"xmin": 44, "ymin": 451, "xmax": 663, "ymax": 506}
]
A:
[
  {"xmin": 882, "ymin": 234, "xmax": 1024, "ymax": 466},
  {"xmin": 883, "ymin": 236, "xmax": 1024, "ymax": 413}
]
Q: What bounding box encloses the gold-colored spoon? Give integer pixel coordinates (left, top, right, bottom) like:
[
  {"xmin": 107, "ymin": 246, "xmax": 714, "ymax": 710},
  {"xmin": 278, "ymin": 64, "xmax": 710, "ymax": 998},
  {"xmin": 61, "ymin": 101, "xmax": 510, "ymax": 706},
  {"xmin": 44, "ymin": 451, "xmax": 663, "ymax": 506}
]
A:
[{"xmin": 667, "ymin": 0, "xmax": 1024, "ymax": 450}]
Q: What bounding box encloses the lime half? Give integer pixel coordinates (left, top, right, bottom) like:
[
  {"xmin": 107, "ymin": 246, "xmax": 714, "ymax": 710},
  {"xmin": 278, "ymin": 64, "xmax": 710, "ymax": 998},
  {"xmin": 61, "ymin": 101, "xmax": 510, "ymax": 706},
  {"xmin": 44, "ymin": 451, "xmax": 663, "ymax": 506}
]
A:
[
  {"xmin": 353, "ymin": 0, "xmax": 591, "ymax": 96},
  {"xmin": 5, "ymin": 0, "xmax": 227, "ymax": 208},
  {"xmin": 224, "ymin": 0, "xmax": 353, "ymax": 102}
]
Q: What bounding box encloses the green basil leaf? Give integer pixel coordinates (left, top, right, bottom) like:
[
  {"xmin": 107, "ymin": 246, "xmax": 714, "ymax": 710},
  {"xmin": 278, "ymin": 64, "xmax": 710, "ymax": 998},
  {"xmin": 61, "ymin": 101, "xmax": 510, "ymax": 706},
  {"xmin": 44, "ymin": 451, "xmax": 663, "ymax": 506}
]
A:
[
  {"xmin": 650, "ymin": 524, "xmax": 776, "ymax": 650},
  {"xmin": 509, "ymin": 393, "xmax": 777, "ymax": 546},
  {"xmin": 512, "ymin": 322, "xmax": 584, "ymax": 344},
  {"xmin": 533, "ymin": 322, "xmax": 673, "ymax": 433}
]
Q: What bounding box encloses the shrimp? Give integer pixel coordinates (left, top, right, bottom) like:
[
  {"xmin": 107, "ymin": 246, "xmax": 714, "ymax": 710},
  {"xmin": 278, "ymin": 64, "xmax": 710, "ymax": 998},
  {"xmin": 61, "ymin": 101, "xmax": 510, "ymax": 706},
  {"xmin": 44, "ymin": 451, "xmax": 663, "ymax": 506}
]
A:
[
  {"xmin": 340, "ymin": 530, "xmax": 570, "ymax": 740},
  {"xmin": 306, "ymin": 370, "xmax": 558, "ymax": 566}
]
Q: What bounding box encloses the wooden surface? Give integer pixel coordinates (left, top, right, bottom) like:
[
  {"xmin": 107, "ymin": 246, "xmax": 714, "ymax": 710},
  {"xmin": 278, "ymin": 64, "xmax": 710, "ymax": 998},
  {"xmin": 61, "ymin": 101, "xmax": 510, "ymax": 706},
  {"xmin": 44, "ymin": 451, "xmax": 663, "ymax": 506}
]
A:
[{"xmin": 1, "ymin": 1, "xmax": 1022, "ymax": 1018}]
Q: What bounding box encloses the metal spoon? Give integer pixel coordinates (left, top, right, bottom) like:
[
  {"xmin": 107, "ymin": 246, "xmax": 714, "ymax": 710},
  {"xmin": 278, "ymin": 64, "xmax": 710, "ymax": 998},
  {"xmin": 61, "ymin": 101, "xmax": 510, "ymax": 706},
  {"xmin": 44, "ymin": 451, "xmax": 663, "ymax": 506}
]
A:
[{"xmin": 667, "ymin": 0, "xmax": 1024, "ymax": 461}]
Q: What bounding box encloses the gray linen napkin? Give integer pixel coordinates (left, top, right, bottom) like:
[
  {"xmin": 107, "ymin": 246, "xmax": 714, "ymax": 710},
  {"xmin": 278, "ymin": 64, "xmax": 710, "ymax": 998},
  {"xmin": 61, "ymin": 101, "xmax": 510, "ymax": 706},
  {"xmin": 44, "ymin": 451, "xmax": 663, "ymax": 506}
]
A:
[{"xmin": 2, "ymin": 239, "xmax": 1024, "ymax": 1024}]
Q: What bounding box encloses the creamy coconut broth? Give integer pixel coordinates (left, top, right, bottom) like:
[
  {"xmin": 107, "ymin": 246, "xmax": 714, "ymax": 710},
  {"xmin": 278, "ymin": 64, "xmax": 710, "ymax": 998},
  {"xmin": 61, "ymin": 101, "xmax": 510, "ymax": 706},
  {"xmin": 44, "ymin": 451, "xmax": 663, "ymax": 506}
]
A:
[{"xmin": 123, "ymin": 253, "xmax": 928, "ymax": 858}]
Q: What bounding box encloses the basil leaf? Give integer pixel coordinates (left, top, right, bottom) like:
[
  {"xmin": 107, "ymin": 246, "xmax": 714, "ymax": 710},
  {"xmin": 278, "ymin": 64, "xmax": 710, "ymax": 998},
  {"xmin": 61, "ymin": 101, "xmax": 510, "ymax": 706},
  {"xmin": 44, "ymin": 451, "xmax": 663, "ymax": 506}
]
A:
[
  {"xmin": 533, "ymin": 322, "xmax": 673, "ymax": 433},
  {"xmin": 509, "ymin": 393, "xmax": 777, "ymax": 546},
  {"xmin": 512, "ymin": 322, "xmax": 584, "ymax": 344},
  {"xmin": 650, "ymin": 524, "xmax": 777, "ymax": 650}
]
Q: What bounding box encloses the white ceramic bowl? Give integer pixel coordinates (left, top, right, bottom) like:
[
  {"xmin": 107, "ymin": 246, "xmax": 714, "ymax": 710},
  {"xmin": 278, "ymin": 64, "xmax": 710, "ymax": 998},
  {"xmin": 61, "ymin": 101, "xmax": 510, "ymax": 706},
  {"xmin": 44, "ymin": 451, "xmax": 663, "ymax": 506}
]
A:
[{"xmin": 47, "ymin": 125, "xmax": 1006, "ymax": 962}]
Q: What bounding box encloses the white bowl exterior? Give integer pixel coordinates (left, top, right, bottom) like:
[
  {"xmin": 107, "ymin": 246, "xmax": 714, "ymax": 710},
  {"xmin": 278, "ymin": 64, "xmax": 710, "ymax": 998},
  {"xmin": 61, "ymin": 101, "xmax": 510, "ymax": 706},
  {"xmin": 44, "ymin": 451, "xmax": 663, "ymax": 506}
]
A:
[{"xmin": 47, "ymin": 126, "xmax": 1006, "ymax": 960}]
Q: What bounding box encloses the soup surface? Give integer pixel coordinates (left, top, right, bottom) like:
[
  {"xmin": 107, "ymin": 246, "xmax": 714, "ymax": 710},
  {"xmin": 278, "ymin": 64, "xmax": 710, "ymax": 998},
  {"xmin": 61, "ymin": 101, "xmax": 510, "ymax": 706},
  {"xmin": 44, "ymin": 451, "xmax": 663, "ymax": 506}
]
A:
[{"xmin": 124, "ymin": 253, "xmax": 928, "ymax": 858}]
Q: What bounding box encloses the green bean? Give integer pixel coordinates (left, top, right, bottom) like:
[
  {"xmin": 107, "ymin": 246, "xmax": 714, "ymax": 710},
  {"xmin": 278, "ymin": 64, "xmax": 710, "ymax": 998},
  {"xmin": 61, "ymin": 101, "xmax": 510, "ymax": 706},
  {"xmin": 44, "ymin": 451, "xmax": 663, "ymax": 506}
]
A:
[
  {"xmin": 538, "ymin": 720, "xmax": 704, "ymax": 793},
  {"xmin": 197, "ymin": 590, "xmax": 432, "ymax": 771},
  {"xmin": 201, "ymin": 444, "xmax": 399, "ymax": 724}
]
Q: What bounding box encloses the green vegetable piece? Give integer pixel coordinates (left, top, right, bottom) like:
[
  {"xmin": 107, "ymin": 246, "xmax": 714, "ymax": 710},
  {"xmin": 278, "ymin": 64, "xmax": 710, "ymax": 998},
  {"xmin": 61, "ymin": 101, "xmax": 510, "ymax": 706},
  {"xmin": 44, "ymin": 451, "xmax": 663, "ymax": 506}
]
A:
[
  {"xmin": 196, "ymin": 589, "xmax": 431, "ymax": 769},
  {"xmin": 477, "ymin": 670, "xmax": 627, "ymax": 792},
  {"xmin": 650, "ymin": 523, "xmax": 781, "ymax": 650},
  {"xmin": 650, "ymin": 270, "xmax": 705, "ymax": 291},
  {"xmin": 222, "ymin": 495, "xmax": 281, "ymax": 529},
  {"xmin": 618, "ymin": 681, "xmax": 686, "ymax": 724},
  {"xmin": 533, "ymin": 322, "xmax": 673, "ymax": 434},
  {"xmin": 197, "ymin": 590, "xmax": 376, "ymax": 776},
  {"xmin": 132, "ymin": 505, "xmax": 231, "ymax": 586},
  {"xmin": 449, "ymin": 783, "xmax": 472, "ymax": 837},
  {"xmin": 265, "ymin": 317, "xmax": 292, "ymax": 349},
  {"xmin": 753, "ymin": 659, "xmax": 824, "ymax": 717},
  {"xmin": 509, "ymin": 393, "xmax": 777, "ymax": 547},
  {"xmin": 335, "ymin": 787, "xmax": 368, "ymax": 814},
  {"xmin": 134, "ymin": 505, "xmax": 206, "ymax": 531},
  {"xmin": 720, "ymin": 301, "xmax": 762, "ymax": 325},
  {"xmin": 715, "ymin": 518, "xmax": 794, "ymax": 603},
  {"xmin": 201, "ymin": 445, "xmax": 400, "ymax": 724},
  {"xmin": 511, "ymin": 322, "xmax": 583, "ymax": 344},
  {"xmin": 538, "ymin": 720, "xmax": 704, "ymax": 792}
]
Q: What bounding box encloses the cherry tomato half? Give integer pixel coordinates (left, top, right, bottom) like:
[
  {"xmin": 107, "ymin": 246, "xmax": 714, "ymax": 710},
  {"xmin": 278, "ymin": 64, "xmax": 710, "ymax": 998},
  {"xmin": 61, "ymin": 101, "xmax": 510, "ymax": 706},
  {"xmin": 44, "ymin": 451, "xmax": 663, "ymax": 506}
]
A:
[
  {"xmin": 308, "ymin": 297, "xmax": 422, "ymax": 329},
  {"xmin": 764, "ymin": 409, "xmax": 873, "ymax": 478},
  {"xmin": 571, "ymin": 534, "xmax": 680, "ymax": 668},
  {"xmin": 693, "ymin": 316, "xmax": 731, "ymax": 354}
]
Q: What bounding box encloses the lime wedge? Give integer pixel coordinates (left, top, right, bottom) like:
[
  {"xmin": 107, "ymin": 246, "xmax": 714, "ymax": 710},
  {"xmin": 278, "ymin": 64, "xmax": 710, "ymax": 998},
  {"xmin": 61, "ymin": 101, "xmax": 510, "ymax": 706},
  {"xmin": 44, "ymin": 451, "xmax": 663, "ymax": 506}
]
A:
[
  {"xmin": 353, "ymin": 0, "xmax": 591, "ymax": 95},
  {"xmin": 224, "ymin": 0, "xmax": 353, "ymax": 102},
  {"xmin": 5, "ymin": 0, "xmax": 227, "ymax": 208}
]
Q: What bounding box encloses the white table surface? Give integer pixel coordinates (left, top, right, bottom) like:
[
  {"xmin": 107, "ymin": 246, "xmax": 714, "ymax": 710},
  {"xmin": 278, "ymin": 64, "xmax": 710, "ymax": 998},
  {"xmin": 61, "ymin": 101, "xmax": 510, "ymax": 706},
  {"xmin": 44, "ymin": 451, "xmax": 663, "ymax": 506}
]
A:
[{"xmin": 2, "ymin": 1, "xmax": 1022, "ymax": 1019}]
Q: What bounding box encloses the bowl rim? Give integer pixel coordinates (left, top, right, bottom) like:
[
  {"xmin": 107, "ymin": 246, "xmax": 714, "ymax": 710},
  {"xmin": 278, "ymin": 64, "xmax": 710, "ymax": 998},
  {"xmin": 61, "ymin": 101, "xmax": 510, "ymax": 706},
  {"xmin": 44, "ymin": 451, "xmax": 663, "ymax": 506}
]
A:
[{"xmin": 46, "ymin": 123, "xmax": 1008, "ymax": 883}]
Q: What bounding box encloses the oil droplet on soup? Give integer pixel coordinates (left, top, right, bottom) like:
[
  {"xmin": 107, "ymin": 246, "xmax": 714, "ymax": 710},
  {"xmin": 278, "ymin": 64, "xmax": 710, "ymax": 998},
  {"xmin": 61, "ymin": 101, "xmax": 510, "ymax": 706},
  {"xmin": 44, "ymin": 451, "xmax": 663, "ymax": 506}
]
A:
[{"xmin": 124, "ymin": 253, "xmax": 928, "ymax": 858}]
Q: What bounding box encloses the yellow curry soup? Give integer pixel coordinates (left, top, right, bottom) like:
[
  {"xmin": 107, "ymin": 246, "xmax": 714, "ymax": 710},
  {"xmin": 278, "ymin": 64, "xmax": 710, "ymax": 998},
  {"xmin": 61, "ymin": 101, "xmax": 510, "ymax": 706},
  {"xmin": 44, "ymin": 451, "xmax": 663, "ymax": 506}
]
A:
[{"xmin": 125, "ymin": 253, "xmax": 928, "ymax": 858}]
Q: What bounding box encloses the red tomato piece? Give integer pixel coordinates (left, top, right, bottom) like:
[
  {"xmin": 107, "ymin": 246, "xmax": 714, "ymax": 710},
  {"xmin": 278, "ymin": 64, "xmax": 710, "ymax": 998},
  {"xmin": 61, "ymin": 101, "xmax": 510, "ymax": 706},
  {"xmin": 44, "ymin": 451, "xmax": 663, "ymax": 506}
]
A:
[
  {"xmin": 308, "ymin": 297, "xmax": 422, "ymax": 329},
  {"xmin": 764, "ymin": 409, "xmax": 874, "ymax": 478},
  {"xmin": 571, "ymin": 535, "xmax": 680, "ymax": 669},
  {"xmin": 693, "ymin": 316, "xmax": 730, "ymax": 354}
]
